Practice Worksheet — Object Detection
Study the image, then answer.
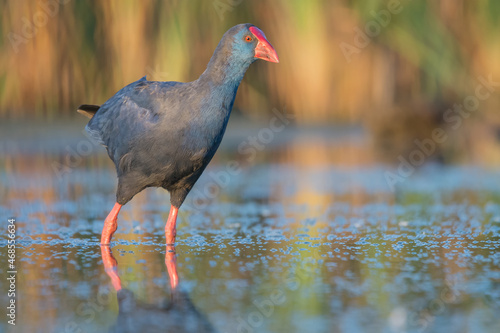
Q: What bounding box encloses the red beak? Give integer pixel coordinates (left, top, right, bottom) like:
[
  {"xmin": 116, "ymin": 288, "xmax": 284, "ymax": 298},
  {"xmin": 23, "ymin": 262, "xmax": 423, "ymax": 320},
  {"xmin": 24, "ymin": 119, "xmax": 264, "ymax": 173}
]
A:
[{"xmin": 249, "ymin": 26, "xmax": 279, "ymax": 63}]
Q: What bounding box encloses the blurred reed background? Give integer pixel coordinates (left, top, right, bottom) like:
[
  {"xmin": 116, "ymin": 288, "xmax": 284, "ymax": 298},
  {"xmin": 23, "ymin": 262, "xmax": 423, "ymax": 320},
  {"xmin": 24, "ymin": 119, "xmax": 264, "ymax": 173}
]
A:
[{"xmin": 1, "ymin": 0, "xmax": 500, "ymax": 163}]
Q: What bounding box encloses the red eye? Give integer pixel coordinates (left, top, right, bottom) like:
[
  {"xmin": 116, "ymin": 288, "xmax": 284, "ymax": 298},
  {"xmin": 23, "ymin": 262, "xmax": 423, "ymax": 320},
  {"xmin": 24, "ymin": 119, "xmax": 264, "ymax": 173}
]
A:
[{"xmin": 244, "ymin": 35, "xmax": 252, "ymax": 42}]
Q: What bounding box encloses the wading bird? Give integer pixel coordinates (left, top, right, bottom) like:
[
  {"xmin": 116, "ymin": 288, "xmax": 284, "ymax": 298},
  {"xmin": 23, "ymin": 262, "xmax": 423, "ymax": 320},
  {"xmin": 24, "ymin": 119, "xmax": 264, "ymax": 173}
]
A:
[{"xmin": 78, "ymin": 24, "xmax": 278, "ymax": 245}]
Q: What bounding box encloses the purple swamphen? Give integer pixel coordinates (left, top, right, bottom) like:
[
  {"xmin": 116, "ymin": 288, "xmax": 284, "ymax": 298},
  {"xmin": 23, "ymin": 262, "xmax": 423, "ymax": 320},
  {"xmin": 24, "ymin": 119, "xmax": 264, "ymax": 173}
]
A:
[{"xmin": 78, "ymin": 24, "xmax": 279, "ymax": 245}]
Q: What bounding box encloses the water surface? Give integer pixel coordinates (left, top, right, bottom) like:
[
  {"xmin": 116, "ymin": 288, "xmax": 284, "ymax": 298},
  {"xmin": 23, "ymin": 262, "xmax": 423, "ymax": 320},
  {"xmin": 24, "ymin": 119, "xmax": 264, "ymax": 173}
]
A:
[{"xmin": 0, "ymin": 122, "xmax": 499, "ymax": 332}]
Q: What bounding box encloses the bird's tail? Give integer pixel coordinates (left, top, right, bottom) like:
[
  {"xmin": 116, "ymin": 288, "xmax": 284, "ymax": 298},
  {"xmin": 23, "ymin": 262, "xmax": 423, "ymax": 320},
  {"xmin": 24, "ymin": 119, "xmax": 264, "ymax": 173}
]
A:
[{"xmin": 77, "ymin": 104, "xmax": 100, "ymax": 119}]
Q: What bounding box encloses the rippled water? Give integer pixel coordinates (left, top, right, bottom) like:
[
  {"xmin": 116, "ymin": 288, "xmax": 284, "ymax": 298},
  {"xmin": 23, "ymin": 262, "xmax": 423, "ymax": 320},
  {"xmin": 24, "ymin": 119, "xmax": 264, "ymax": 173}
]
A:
[{"xmin": 1, "ymin": 122, "xmax": 499, "ymax": 333}]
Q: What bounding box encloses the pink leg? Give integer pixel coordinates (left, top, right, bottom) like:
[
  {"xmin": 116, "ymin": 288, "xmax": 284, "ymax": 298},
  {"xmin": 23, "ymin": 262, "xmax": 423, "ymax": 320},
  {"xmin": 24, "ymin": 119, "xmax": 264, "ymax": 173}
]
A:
[
  {"xmin": 101, "ymin": 203, "xmax": 122, "ymax": 245},
  {"xmin": 165, "ymin": 245, "xmax": 179, "ymax": 290},
  {"xmin": 100, "ymin": 245, "xmax": 122, "ymax": 291},
  {"xmin": 165, "ymin": 205, "xmax": 179, "ymax": 245}
]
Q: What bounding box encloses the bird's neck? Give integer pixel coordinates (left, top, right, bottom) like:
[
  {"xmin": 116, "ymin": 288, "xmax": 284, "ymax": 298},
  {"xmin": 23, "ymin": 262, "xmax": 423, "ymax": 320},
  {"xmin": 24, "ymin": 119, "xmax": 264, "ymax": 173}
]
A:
[{"xmin": 199, "ymin": 50, "xmax": 253, "ymax": 91}]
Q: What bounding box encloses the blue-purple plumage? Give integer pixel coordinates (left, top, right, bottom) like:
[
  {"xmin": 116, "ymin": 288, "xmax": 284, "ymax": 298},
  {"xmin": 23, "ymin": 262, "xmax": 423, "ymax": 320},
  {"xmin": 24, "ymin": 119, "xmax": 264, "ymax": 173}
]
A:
[{"xmin": 84, "ymin": 24, "xmax": 266, "ymax": 207}]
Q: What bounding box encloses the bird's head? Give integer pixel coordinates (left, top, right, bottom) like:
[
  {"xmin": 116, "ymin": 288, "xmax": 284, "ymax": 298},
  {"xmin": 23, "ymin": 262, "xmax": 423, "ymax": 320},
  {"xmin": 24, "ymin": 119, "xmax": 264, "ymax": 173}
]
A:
[
  {"xmin": 202, "ymin": 24, "xmax": 279, "ymax": 84},
  {"xmin": 226, "ymin": 24, "xmax": 279, "ymax": 64}
]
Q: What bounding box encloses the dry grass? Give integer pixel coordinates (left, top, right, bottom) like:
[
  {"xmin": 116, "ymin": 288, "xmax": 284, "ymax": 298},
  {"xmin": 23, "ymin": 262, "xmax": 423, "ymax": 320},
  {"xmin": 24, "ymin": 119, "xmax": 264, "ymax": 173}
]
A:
[{"xmin": 1, "ymin": 0, "xmax": 500, "ymax": 162}]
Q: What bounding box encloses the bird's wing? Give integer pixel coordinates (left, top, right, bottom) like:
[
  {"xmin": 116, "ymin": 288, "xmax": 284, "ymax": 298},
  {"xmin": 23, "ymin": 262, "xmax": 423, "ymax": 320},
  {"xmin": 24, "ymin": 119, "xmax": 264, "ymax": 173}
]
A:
[{"xmin": 85, "ymin": 76, "xmax": 183, "ymax": 162}]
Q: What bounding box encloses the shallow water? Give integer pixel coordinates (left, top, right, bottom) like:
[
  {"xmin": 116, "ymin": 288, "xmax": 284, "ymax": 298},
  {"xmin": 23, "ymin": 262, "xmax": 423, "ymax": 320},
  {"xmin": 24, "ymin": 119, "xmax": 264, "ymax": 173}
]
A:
[{"xmin": 1, "ymin": 122, "xmax": 499, "ymax": 333}]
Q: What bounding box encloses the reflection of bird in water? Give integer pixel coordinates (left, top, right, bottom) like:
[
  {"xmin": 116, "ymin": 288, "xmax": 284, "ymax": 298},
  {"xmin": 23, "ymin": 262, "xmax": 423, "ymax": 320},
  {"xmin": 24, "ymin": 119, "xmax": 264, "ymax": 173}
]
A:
[{"xmin": 101, "ymin": 246, "xmax": 215, "ymax": 333}]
